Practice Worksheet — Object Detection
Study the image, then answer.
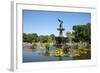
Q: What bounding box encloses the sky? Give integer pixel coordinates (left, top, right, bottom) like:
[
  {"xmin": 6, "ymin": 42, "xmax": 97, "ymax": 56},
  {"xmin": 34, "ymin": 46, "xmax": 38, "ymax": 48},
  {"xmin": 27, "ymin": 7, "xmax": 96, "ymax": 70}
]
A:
[{"xmin": 23, "ymin": 10, "xmax": 91, "ymax": 36}]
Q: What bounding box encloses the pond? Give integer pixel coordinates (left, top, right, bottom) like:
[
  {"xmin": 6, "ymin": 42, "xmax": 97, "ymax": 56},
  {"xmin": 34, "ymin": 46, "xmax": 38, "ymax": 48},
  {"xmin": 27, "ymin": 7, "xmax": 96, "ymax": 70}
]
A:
[{"xmin": 23, "ymin": 47, "xmax": 73, "ymax": 62}]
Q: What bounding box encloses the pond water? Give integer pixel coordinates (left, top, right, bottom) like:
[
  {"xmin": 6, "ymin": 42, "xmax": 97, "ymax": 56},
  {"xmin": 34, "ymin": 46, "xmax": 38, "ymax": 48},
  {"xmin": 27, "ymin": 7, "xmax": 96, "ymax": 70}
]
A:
[{"xmin": 23, "ymin": 47, "xmax": 73, "ymax": 62}]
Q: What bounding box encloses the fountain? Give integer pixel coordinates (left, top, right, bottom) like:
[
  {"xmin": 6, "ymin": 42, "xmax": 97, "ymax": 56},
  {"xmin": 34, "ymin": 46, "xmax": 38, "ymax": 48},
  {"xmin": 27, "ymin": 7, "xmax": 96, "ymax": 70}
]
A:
[
  {"xmin": 55, "ymin": 19, "xmax": 67, "ymax": 48},
  {"xmin": 23, "ymin": 19, "xmax": 73, "ymax": 62}
]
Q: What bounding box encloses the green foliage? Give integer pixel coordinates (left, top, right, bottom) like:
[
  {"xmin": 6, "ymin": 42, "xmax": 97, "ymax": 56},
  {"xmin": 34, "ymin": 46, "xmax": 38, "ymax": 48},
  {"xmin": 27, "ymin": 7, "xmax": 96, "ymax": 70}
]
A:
[
  {"xmin": 73, "ymin": 23, "xmax": 91, "ymax": 43},
  {"xmin": 44, "ymin": 43, "xmax": 51, "ymax": 56},
  {"xmin": 23, "ymin": 33, "xmax": 56, "ymax": 44},
  {"xmin": 38, "ymin": 35, "xmax": 47, "ymax": 43},
  {"xmin": 47, "ymin": 36, "xmax": 52, "ymax": 43},
  {"xmin": 23, "ymin": 33, "xmax": 38, "ymax": 43},
  {"xmin": 74, "ymin": 43, "xmax": 81, "ymax": 49},
  {"xmin": 23, "ymin": 33, "xmax": 27, "ymax": 42},
  {"xmin": 55, "ymin": 48, "xmax": 65, "ymax": 56},
  {"xmin": 30, "ymin": 43, "xmax": 37, "ymax": 49},
  {"xmin": 45, "ymin": 43, "xmax": 50, "ymax": 49},
  {"xmin": 73, "ymin": 48, "xmax": 91, "ymax": 60},
  {"xmin": 50, "ymin": 34, "xmax": 55, "ymax": 41},
  {"xmin": 37, "ymin": 34, "xmax": 55, "ymax": 43},
  {"xmin": 66, "ymin": 31, "xmax": 74, "ymax": 43}
]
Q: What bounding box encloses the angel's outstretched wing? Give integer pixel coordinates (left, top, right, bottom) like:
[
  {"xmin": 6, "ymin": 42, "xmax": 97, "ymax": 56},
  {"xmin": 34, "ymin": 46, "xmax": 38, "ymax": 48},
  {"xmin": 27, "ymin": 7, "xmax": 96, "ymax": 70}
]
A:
[{"xmin": 58, "ymin": 19, "xmax": 63, "ymax": 24}]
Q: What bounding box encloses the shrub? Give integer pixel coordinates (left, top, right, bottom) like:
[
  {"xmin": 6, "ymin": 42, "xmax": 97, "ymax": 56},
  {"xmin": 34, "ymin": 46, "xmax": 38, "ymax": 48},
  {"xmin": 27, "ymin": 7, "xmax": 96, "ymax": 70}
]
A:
[
  {"xmin": 30, "ymin": 43, "xmax": 37, "ymax": 49},
  {"xmin": 74, "ymin": 43, "xmax": 81, "ymax": 49}
]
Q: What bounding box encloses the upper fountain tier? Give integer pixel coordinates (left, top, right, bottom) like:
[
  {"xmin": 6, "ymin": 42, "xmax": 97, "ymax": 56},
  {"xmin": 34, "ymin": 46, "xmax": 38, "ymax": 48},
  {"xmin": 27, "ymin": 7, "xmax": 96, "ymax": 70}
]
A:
[{"xmin": 57, "ymin": 19, "xmax": 65, "ymax": 37}]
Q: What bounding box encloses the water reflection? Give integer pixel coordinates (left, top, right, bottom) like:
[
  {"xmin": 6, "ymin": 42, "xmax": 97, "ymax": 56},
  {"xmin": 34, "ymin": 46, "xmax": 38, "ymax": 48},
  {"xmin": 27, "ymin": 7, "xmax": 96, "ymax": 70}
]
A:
[{"xmin": 23, "ymin": 45, "xmax": 73, "ymax": 62}]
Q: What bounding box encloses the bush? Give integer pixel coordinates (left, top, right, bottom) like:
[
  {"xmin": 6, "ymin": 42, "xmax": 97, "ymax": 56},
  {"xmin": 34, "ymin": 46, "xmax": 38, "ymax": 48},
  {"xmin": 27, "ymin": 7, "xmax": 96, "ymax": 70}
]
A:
[
  {"xmin": 74, "ymin": 43, "xmax": 81, "ymax": 49},
  {"xmin": 45, "ymin": 43, "xmax": 50, "ymax": 50},
  {"xmin": 73, "ymin": 48, "xmax": 91, "ymax": 60},
  {"xmin": 30, "ymin": 43, "xmax": 37, "ymax": 49},
  {"xmin": 55, "ymin": 47, "xmax": 65, "ymax": 56},
  {"xmin": 44, "ymin": 43, "xmax": 51, "ymax": 56}
]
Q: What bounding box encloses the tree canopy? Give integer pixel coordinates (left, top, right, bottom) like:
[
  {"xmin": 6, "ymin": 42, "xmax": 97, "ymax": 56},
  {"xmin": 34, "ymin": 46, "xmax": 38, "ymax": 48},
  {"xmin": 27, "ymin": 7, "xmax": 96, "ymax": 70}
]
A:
[
  {"xmin": 23, "ymin": 33, "xmax": 55, "ymax": 43},
  {"xmin": 23, "ymin": 23, "xmax": 91, "ymax": 44},
  {"xmin": 73, "ymin": 23, "xmax": 91, "ymax": 43},
  {"xmin": 23, "ymin": 33, "xmax": 38, "ymax": 43}
]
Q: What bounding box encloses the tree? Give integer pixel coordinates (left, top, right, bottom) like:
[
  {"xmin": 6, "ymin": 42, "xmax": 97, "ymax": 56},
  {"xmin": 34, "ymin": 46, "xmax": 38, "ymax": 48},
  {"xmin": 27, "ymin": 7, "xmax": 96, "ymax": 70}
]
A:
[
  {"xmin": 23, "ymin": 33, "xmax": 38, "ymax": 43},
  {"xmin": 38, "ymin": 35, "xmax": 55, "ymax": 43},
  {"xmin": 47, "ymin": 36, "xmax": 52, "ymax": 43},
  {"xmin": 50, "ymin": 34, "xmax": 55, "ymax": 42},
  {"xmin": 23, "ymin": 33, "xmax": 27, "ymax": 42},
  {"xmin": 38, "ymin": 35, "xmax": 48, "ymax": 43},
  {"xmin": 73, "ymin": 23, "xmax": 91, "ymax": 43},
  {"xmin": 66, "ymin": 31, "xmax": 74, "ymax": 43},
  {"xmin": 31, "ymin": 33, "xmax": 38, "ymax": 42}
]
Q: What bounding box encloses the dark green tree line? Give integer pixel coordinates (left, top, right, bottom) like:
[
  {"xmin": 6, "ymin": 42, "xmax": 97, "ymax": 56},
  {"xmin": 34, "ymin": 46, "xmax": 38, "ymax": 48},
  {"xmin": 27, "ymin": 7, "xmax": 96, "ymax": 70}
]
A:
[{"xmin": 23, "ymin": 33, "xmax": 55, "ymax": 43}]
